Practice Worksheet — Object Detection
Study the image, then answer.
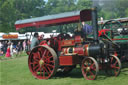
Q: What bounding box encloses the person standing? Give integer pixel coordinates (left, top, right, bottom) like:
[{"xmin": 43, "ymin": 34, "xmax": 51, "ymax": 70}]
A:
[
  {"xmin": 0, "ymin": 42, "xmax": 3, "ymax": 50},
  {"xmin": 16, "ymin": 41, "xmax": 22, "ymax": 56},
  {"xmin": 10, "ymin": 42, "xmax": 13, "ymax": 56},
  {"xmin": 3, "ymin": 41, "xmax": 8, "ymax": 54},
  {"xmin": 5, "ymin": 43, "xmax": 11, "ymax": 58},
  {"xmin": 30, "ymin": 32, "xmax": 39, "ymax": 50},
  {"xmin": 22, "ymin": 40, "xmax": 26, "ymax": 51}
]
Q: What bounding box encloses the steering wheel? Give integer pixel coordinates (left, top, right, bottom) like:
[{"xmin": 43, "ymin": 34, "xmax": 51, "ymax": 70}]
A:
[
  {"xmin": 57, "ymin": 33, "xmax": 71, "ymax": 40},
  {"xmin": 101, "ymin": 20, "xmax": 124, "ymax": 39}
]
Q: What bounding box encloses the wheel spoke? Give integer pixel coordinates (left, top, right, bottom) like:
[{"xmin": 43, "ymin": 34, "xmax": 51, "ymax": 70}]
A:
[
  {"xmin": 48, "ymin": 56, "xmax": 53, "ymax": 59},
  {"xmin": 91, "ymin": 67, "xmax": 96, "ymax": 71},
  {"xmin": 89, "ymin": 71, "xmax": 95, "ymax": 79},
  {"xmin": 43, "ymin": 68, "xmax": 45, "ymax": 78},
  {"xmin": 111, "ymin": 65, "xmax": 120, "ymax": 69},
  {"xmin": 32, "ymin": 53, "xmax": 40, "ymax": 62},
  {"xmin": 40, "ymin": 68, "xmax": 42, "ymax": 76},
  {"xmin": 46, "ymin": 50, "xmax": 50, "ymax": 56},
  {"xmin": 32, "ymin": 53, "xmax": 37, "ymax": 56},
  {"xmin": 47, "ymin": 66, "xmax": 52, "ymax": 73},
  {"xmin": 49, "ymin": 60, "xmax": 54, "ymax": 63},
  {"xmin": 30, "ymin": 61, "xmax": 38, "ymax": 65},
  {"xmin": 89, "ymin": 71, "xmax": 95, "ymax": 76},
  {"xmin": 111, "ymin": 57, "xmax": 114, "ymax": 63},
  {"xmin": 83, "ymin": 65, "xmax": 87, "ymax": 69},
  {"xmin": 33, "ymin": 64, "xmax": 40, "ymax": 71},
  {"xmin": 46, "ymin": 64, "xmax": 54, "ymax": 68},
  {"xmin": 33, "ymin": 58, "xmax": 39, "ymax": 62},
  {"xmin": 43, "ymin": 66, "xmax": 50, "ymax": 75},
  {"xmin": 90, "ymin": 62, "xmax": 95, "ymax": 69},
  {"xmin": 37, "ymin": 52, "xmax": 41, "ymax": 59},
  {"xmin": 36, "ymin": 67, "xmax": 41, "ymax": 72},
  {"xmin": 43, "ymin": 49, "xmax": 47, "ymax": 56},
  {"xmin": 33, "ymin": 53, "xmax": 40, "ymax": 59},
  {"xmin": 114, "ymin": 61, "xmax": 118, "ymax": 65},
  {"xmin": 45, "ymin": 60, "xmax": 54, "ymax": 64}
]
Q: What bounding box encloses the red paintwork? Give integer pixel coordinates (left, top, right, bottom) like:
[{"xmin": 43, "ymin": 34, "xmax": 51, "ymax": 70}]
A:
[
  {"xmin": 75, "ymin": 36, "xmax": 83, "ymax": 43},
  {"xmin": 74, "ymin": 47, "xmax": 84, "ymax": 55},
  {"xmin": 61, "ymin": 45, "xmax": 88, "ymax": 56},
  {"xmin": 59, "ymin": 55, "xmax": 80, "ymax": 65},
  {"xmin": 98, "ymin": 29, "xmax": 110, "ymax": 36},
  {"xmin": 58, "ymin": 38, "xmax": 62, "ymax": 51},
  {"xmin": 15, "ymin": 16, "xmax": 80, "ymax": 30},
  {"xmin": 84, "ymin": 44, "xmax": 89, "ymax": 56},
  {"xmin": 61, "ymin": 39, "xmax": 75, "ymax": 47},
  {"xmin": 39, "ymin": 40, "xmax": 49, "ymax": 46}
]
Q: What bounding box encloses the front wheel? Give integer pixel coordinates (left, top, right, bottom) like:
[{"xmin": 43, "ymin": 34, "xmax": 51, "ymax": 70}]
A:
[{"xmin": 81, "ymin": 57, "xmax": 99, "ymax": 80}]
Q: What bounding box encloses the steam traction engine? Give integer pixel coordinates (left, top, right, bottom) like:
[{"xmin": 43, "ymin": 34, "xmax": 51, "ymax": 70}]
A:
[
  {"xmin": 99, "ymin": 19, "xmax": 128, "ymax": 63},
  {"xmin": 15, "ymin": 8, "xmax": 121, "ymax": 80}
]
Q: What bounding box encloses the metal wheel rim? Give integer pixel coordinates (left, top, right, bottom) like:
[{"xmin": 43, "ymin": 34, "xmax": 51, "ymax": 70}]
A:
[
  {"xmin": 28, "ymin": 45, "xmax": 58, "ymax": 79},
  {"xmin": 109, "ymin": 55, "xmax": 121, "ymax": 76},
  {"xmin": 81, "ymin": 57, "xmax": 99, "ymax": 80}
]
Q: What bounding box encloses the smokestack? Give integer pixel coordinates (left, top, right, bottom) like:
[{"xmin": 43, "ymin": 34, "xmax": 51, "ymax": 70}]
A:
[{"xmin": 91, "ymin": 7, "xmax": 99, "ymax": 43}]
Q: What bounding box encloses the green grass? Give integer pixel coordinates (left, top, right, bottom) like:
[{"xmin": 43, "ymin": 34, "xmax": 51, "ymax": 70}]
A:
[
  {"xmin": 0, "ymin": 56, "xmax": 128, "ymax": 85},
  {"xmin": 0, "ymin": 51, "xmax": 27, "ymax": 60}
]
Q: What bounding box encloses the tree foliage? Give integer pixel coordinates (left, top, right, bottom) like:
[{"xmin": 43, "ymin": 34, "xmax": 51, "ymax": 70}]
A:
[{"xmin": 0, "ymin": 0, "xmax": 128, "ymax": 33}]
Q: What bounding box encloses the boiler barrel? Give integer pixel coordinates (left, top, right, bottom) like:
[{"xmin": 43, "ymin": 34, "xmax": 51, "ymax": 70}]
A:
[{"xmin": 87, "ymin": 44, "xmax": 102, "ymax": 56}]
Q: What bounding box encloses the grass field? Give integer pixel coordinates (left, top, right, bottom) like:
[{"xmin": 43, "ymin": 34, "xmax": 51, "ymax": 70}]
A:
[{"xmin": 0, "ymin": 56, "xmax": 128, "ymax": 85}]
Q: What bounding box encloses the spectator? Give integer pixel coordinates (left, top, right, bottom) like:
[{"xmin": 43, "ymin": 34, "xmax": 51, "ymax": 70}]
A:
[
  {"xmin": 0, "ymin": 41, "xmax": 2, "ymax": 50},
  {"xmin": 22, "ymin": 40, "xmax": 26, "ymax": 51},
  {"xmin": 5, "ymin": 43, "xmax": 11, "ymax": 58},
  {"xmin": 30, "ymin": 32, "xmax": 39, "ymax": 50},
  {"xmin": 0, "ymin": 42, "xmax": 2, "ymax": 49},
  {"xmin": 0, "ymin": 49, "xmax": 3, "ymax": 56},
  {"xmin": 10, "ymin": 42, "xmax": 13, "ymax": 56},
  {"xmin": 13, "ymin": 48, "xmax": 17, "ymax": 55},
  {"xmin": 16, "ymin": 41, "xmax": 22, "ymax": 56},
  {"xmin": 3, "ymin": 41, "xmax": 8, "ymax": 54},
  {"xmin": 38, "ymin": 34, "xmax": 44, "ymax": 42}
]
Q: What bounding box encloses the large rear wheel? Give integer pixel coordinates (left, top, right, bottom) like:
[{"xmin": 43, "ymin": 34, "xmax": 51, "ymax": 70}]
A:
[{"xmin": 28, "ymin": 45, "xmax": 58, "ymax": 79}]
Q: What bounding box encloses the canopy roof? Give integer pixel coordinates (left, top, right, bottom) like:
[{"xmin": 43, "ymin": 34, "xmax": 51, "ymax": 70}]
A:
[{"xmin": 15, "ymin": 9, "xmax": 92, "ymax": 30}]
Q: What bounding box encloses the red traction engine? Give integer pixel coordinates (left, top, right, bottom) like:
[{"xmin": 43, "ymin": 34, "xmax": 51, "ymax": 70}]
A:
[{"xmin": 27, "ymin": 8, "xmax": 121, "ymax": 80}]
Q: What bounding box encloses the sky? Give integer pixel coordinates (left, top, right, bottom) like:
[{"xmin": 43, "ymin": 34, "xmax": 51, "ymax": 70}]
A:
[{"xmin": 44, "ymin": 0, "xmax": 48, "ymax": 2}]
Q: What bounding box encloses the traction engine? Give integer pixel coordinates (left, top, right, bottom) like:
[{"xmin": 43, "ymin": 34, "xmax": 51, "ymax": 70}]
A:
[{"xmin": 27, "ymin": 8, "xmax": 121, "ymax": 80}]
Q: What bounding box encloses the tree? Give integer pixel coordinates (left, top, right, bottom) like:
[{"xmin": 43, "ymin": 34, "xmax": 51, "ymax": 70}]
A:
[
  {"xmin": 77, "ymin": 0, "xmax": 92, "ymax": 10},
  {"xmin": 0, "ymin": 0, "xmax": 17, "ymax": 32},
  {"xmin": 0, "ymin": 0, "xmax": 46, "ymax": 32}
]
